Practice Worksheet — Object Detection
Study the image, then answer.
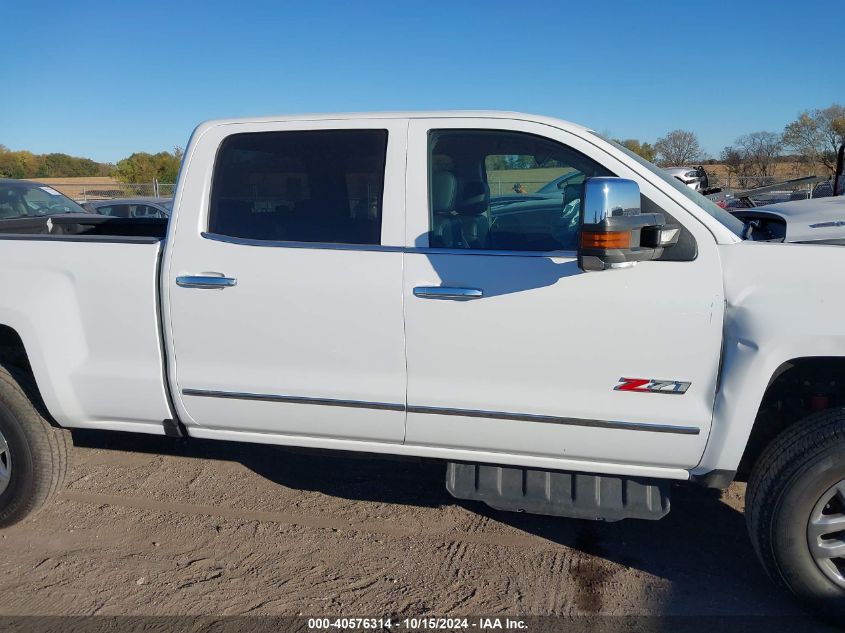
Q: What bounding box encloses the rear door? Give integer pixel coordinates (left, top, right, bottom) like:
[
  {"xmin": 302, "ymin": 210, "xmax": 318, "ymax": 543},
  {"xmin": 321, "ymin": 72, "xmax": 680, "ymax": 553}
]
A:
[
  {"xmin": 165, "ymin": 119, "xmax": 408, "ymax": 442},
  {"xmin": 402, "ymin": 118, "xmax": 725, "ymax": 469}
]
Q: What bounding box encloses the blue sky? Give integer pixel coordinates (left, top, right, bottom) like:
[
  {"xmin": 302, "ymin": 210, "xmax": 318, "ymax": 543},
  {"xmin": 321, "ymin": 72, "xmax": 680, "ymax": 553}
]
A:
[{"xmin": 1, "ymin": 0, "xmax": 840, "ymax": 163}]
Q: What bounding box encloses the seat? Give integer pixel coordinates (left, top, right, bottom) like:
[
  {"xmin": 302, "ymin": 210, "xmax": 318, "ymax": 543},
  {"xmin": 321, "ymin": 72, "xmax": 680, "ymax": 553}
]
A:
[
  {"xmin": 430, "ymin": 171, "xmax": 463, "ymax": 248},
  {"xmin": 456, "ymin": 181, "xmax": 490, "ymax": 249},
  {"xmin": 563, "ymin": 183, "xmax": 582, "ymax": 208},
  {"xmin": 0, "ymin": 190, "xmax": 27, "ymax": 218},
  {"xmin": 554, "ymin": 183, "xmax": 583, "ymax": 250},
  {"xmin": 0, "ymin": 201, "xmax": 21, "ymax": 219}
]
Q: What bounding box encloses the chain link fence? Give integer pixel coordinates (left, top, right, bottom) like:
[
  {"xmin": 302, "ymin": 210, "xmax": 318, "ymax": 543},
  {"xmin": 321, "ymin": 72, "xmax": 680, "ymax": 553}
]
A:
[{"xmin": 35, "ymin": 181, "xmax": 176, "ymax": 202}]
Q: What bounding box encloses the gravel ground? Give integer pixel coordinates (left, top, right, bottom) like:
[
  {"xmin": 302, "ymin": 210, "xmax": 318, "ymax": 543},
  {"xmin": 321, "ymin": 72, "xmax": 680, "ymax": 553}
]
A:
[{"xmin": 0, "ymin": 430, "xmax": 809, "ymax": 618}]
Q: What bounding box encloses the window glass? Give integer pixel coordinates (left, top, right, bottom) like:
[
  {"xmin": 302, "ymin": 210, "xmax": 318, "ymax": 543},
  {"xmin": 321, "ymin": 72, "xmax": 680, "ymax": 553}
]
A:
[
  {"xmin": 133, "ymin": 204, "xmax": 165, "ymax": 218},
  {"xmin": 428, "ymin": 130, "xmax": 612, "ymax": 251},
  {"xmin": 97, "ymin": 204, "xmax": 131, "ymax": 217},
  {"xmin": 0, "ymin": 183, "xmax": 84, "ymax": 218},
  {"xmin": 209, "ymin": 129, "xmax": 388, "ymax": 244}
]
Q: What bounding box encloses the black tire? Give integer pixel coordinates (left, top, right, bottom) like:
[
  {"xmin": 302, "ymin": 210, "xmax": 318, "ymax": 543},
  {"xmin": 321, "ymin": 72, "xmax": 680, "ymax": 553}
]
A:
[
  {"xmin": 746, "ymin": 408, "xmax": 845, "ymax": 616},
  {"xmin": 0, "ymin": 364, "xmax": 70, "ymax": 527}
]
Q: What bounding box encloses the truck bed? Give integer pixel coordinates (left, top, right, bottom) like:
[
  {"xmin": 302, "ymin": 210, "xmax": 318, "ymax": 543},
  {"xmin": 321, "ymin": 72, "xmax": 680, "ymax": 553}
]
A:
[{"xmin": 0, "ymin": 214, "xmax": 168, "ymax": 240}]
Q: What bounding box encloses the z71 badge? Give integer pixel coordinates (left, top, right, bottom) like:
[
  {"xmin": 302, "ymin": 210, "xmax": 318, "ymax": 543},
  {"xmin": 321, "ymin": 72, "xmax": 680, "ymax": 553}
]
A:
[{"xmin": 614, "ymin": 377, "xmax": 691, "ymax": 395}]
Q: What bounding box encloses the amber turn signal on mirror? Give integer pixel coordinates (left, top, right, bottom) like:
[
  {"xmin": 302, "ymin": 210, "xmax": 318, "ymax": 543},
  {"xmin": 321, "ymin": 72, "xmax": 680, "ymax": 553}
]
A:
[{"xmin": 579, "ymin": 231, "xmax": 632, "ymax": 250}]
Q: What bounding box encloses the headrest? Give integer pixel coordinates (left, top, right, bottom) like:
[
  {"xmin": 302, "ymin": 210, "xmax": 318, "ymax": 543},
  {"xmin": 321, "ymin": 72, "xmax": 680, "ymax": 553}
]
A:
[
  {"xmin": 563, "ymin": 183, "xmax": 582, "ymax": 206},
  {"xmin": 431, "ymin": 171, "xmax": 457, "ymax": 214},
  {"xmin": 457, "ymin": 181, "xmax": 490, "ymax": 216}
]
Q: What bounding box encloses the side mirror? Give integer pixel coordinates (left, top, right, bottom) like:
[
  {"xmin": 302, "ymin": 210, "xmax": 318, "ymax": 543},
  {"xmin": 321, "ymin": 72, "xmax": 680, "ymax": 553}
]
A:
[{"xmin": 578, "ymin": 177, "xmax": 678, "ymax": 272}]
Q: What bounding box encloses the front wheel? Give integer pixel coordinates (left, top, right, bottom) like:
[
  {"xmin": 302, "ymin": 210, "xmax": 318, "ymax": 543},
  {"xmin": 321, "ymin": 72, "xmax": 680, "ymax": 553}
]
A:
[
  {"xmin": 0, "ymin": 365, "xmax": 70, "ymax": 527},
  {"xmin": 746, "ymin": 408, "xmax": 845, "ymax": 616}
]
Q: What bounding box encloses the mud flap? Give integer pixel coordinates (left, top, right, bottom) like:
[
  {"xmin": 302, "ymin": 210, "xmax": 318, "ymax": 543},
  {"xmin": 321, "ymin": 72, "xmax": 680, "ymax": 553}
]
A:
[{"xmin": 446, "ymin": 462, "xmax": 671, "ymax": 521}]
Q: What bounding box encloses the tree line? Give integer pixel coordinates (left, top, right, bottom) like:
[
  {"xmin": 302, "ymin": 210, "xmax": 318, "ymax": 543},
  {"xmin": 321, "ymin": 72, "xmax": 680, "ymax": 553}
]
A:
[
  {"xmin": 3, "ymin": 104, "xmax": 843, "ymax": 187},
  {"xmin": 0, "ymin": 145, "xmax": 183, "ymax": 184},
  {"xmin": 617, "ymin": 104, "xmax": 844, "ymax": 188}
]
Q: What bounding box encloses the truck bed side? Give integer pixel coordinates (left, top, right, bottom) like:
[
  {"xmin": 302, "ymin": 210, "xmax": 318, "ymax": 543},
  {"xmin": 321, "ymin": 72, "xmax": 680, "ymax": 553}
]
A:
[{"xmin": 0, "ymin": 236, "xmax": 172, "ymax": 433}]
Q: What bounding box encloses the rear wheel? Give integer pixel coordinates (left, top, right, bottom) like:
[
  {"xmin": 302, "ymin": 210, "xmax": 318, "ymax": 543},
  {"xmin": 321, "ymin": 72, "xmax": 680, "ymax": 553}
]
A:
[
  {"xmin": 0, "ymin": 365, "xmax": 70, "ymax": 527},
  {"xmin": 746, "ymin": 408, "xmax": 845, "ymax": 616}
]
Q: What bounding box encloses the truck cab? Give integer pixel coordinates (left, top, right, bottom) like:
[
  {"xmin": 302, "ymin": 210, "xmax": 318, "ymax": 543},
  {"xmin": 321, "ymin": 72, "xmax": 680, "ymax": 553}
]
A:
[{"xmin": 1, "ymin": 112, "xmax": 845, "ymax": 615}]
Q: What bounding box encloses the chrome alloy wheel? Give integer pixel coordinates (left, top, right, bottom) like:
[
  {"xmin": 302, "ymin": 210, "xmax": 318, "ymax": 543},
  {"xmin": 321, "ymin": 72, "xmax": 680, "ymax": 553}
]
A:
[
  {"xmin": 0, "ymin": 428, "xmax": 11, "ymax": 497},
  {"xmin": 808, "ymin": 480, "xmax": 845, "ymax": 589}
]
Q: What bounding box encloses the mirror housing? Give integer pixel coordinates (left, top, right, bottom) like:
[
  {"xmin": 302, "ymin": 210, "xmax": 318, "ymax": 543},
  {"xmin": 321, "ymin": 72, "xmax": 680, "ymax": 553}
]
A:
[{"xmin": 577, "ymin": 177, "xmax": 677, "ymax": 272}]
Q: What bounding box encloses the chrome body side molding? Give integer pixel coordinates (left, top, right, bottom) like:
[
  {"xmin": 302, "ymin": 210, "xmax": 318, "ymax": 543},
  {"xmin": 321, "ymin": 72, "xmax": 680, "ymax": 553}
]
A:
[{"xmin": 182, "ymin": 389, "xmax": 700, "ymax": 435}]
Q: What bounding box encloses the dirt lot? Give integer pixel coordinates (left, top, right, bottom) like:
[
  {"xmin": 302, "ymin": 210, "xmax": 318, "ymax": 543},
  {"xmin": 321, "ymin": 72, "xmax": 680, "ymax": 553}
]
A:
[{"xmin": 0, "ymin": 430, "xmax": 810, "ymax": 618}]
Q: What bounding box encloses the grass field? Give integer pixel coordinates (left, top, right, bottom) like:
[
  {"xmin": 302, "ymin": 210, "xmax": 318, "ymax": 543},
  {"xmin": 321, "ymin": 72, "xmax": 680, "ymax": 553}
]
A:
[
  {"xmin": 703, "ymin": 161, "xmax": 821, "ymax": 189},
  {"xmin": 490, "ymin": 161, "xmax": 827, "ymax": 194},
  {"xmin": 486, "ymin": 167, "xmax": 573, "ymax": 194}
]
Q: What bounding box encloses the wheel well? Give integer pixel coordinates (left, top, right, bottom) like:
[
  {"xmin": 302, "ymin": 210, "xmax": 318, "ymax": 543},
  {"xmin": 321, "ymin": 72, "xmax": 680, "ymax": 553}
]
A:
[
  {"xmin": 0, "ymin": 325, "xmax": 61, "ymax": 428},
  {"xmin": 737, "ymin": 357, "xmax": 845, "ymax": 480},
  {"xmin": 0, "ymin": 325, "xmax": 31, "ymax": 373}
]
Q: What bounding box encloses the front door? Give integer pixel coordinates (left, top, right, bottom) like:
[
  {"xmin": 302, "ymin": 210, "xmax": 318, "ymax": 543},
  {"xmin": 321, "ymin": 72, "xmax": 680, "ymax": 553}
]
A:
[
  {"xmin": 402, "ymin": 119, "xmax": 724, "ymax": 469},
  {"xmin": 166, "ymin": 119, "xmax": 408, "ymax": 442}
]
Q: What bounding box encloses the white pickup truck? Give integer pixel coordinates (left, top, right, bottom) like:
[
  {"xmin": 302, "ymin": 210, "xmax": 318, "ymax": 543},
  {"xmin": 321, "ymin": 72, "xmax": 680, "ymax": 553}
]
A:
[{"xmin": 2, "ymin": 111, "xmax": 845, "ymax": 614}]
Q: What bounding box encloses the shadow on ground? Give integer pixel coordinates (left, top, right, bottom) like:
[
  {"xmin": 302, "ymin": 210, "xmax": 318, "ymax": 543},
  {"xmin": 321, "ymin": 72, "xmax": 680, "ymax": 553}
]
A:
[{"xmin": 71, "ymin": 429, "xmax": 809, "ymax": 617}]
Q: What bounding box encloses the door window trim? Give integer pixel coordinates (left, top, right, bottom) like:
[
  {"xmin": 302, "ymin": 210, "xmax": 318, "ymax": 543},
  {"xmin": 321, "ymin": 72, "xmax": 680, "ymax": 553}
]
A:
[{"xmin": 201, "ymin": 230, "xmax": 574, "ymax": 257}]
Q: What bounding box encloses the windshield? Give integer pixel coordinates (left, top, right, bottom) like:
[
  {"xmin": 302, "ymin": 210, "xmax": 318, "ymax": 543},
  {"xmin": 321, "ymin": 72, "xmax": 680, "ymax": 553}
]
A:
[
  {"xmin": 591, "ymin": 133, "xmax": 744, "ymax": 237},
  {"xmin": 0, "ymin": 182, "xmax": 87, "ymax": 219}
]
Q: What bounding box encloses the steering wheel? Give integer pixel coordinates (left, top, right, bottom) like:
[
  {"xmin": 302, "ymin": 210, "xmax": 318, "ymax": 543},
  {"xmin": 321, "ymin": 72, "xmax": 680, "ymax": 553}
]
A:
[
  {"xmin": 29, "ymin": 203, "xmax": 54, "ymax": 216},
  {"xmin": 43, "ymin": 202, "xmax": 72, "ymax": 214}
]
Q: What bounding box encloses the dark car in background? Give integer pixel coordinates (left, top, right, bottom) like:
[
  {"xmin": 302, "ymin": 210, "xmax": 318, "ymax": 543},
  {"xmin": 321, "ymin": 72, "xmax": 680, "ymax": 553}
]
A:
[
  {"xmin": 82, "ymin": 197, "xmax": 172, "ymax": 219},
  {"xmin": 0, "ymin": 181, "xmax": 168, "ymax": 237}
]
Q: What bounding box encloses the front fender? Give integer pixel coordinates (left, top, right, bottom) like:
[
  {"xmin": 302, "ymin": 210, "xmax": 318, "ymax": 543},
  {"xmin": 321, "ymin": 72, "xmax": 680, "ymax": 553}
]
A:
[{"xmin": 696, "ymin": 241, "xmax": 845, "ymax": 473}]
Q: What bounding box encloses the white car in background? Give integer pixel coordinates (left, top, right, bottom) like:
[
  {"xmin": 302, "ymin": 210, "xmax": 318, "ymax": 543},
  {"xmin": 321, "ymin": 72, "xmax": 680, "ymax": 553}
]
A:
[{"xmin": 664, "ymin": 166, "xmax": 710, "ymax": 191}]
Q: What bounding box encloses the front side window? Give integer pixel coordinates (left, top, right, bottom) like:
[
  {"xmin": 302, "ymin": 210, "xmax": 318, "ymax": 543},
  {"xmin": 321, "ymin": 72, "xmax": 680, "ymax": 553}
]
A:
[
  {"xmin": 428, "ymin": 130, "xmax": 612, "ymax": 251},
  {"xmin": 209, "ymin": 129, "xmax": 388, "ymax": 244}
]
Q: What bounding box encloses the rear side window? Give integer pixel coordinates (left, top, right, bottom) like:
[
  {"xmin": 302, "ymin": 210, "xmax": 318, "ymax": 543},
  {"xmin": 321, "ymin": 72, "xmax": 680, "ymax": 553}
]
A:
[{"xmin": 209, "ymin": 129, "xmax": 388, "ymax": 244}]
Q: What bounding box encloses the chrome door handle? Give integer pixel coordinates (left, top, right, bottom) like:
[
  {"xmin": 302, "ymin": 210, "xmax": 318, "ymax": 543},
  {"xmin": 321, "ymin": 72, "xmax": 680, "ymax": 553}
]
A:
[
  {"xmin": 413, "ymin": 286, "xmax": 483, "ymax": 300},
  {"xmin": 176, "ymin": 275, "xmax": 237, "ymax": 289}
]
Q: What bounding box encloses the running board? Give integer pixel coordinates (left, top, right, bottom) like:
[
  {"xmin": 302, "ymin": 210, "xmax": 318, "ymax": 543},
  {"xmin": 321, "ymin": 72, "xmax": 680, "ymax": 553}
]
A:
[{"xmin": 446, "ymin": 462, "xmax": 671, "ymax": 522}]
